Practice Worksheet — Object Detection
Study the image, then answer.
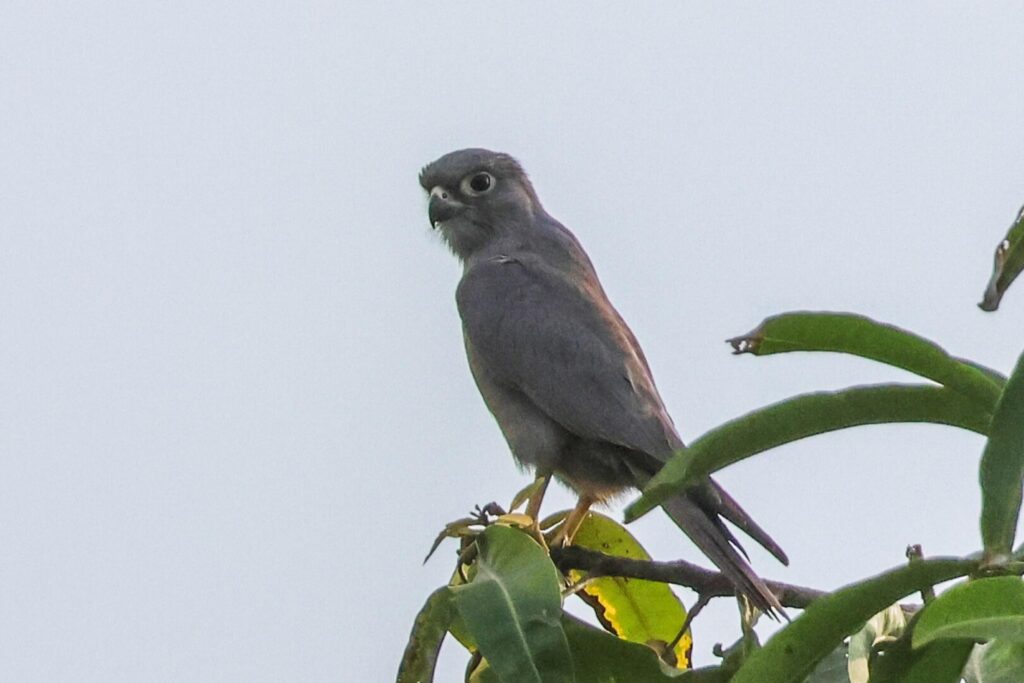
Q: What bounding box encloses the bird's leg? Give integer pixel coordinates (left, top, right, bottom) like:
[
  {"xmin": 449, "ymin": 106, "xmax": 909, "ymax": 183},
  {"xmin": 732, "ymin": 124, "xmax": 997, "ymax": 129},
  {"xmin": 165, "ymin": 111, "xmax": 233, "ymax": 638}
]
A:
[
  {"xmin": 548, "ymin": 494, "xmax": 595, "ymax": 547},
  {"xmin": 517, "ymin": 471, "xmax": 551, "ymax": 517},
  {"xmin": 521, "ymin": 470, "xmax": 552, "ymax": 545}
]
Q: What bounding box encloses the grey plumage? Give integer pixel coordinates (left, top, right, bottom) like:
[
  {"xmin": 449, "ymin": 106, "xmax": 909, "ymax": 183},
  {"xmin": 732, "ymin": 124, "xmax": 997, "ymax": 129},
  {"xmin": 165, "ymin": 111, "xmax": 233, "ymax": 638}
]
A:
[{"xmin": 420, "ymin": 148, "xmax": 787, "ymax": 615}]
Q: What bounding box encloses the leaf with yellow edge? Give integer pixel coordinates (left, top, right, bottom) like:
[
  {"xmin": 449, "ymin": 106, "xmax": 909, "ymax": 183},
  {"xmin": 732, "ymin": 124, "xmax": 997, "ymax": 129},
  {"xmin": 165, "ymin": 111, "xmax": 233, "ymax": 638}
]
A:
[{"xmin": 568, "ymin": 511, "xmax": 693, "ymax": 669}]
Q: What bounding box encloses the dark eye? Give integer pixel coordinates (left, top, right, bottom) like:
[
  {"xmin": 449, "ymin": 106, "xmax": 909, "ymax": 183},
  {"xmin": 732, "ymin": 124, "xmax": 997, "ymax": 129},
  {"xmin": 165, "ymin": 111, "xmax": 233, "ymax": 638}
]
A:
[
  {"xmin": 470, "ymin": 174, "xmax": 491, "ymax": 192},
  {"xmin": 461, "ymin": 172, "xmax": 495, "ymax": 196}
]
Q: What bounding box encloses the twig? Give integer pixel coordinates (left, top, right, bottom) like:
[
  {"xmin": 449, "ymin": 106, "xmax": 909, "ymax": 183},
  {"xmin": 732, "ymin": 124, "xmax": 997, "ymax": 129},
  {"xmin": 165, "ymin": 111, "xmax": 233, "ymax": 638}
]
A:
[
  {"xmin": 906, "ymin": 544, "xmax": 936, "ymax": 603},
  {"xmin": 667, "ymin": 593, "xmax": 709, "ymax": 656}
]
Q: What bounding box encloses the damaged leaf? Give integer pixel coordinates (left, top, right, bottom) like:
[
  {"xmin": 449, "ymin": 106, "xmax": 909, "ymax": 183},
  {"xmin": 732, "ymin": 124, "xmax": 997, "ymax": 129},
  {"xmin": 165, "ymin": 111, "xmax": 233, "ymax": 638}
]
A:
[
  {"xmin": 727, "ymin": 312, "xmax": 1002, "ymax": 408},
  {"xmin": 397, "ymin": 588, "xmax": 455, "ymax": 683},
  {"xmin": 568, "ymin": 512, "xmax": 692, "ymax": 669},
  {"xmin": 980, "ymin": 204, "xmax": 1024, "ymax": 312}
]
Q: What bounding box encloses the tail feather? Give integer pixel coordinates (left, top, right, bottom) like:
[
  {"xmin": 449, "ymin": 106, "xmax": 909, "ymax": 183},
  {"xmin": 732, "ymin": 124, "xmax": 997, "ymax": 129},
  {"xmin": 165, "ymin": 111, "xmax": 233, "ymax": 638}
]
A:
[
  {"xmin": 705, "ymin": 510, "xmax": 751, "ymax": 562},
  {"xmin": 661, "ymin": 492, "xmax": 786, "ymax": 618},
  {"xmin": 702, "ymin": 479, "xmax": 790, "ymax": 566}
]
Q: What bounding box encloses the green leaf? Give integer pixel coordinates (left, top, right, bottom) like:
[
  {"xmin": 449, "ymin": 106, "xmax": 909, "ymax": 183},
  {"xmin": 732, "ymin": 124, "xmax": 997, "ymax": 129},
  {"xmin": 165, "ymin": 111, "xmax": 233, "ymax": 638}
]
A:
[
  {"xmin": 963, "ymin": 640, "xmax": 1024, "ymax": 683},
  {"xmin": 802, "ymin": 643, "xmax": 849, "ymax": 683},
  {"xmin": 568, "ymin": 512, "xmax": 691, "ymax": 668},
  {"xmin": 980, "ymin": 351, "xmax": 1024, "ymax": 559},
  {"xmin": 626, "ymin": 384, "xmax": 991, "ymax": 522},
  {"xmin": 728, "ymin": 312, "xmax": 1003, "ymax": 407},
  {"xmin": 397, "ymin": 587, "xmax": 454, "ymax": 683},
  {"xmin": 913, "ymin": 577, "xmax": 1024, "ymax": 648},
  {"xmin": 959, "ymin": 358, "xmax": 1009, "ymax": 386},
  {"xmin": 448, "ymin": 608, "xmax": 477, "ymax": 653},
  {"xmin": 467, "ymin": 659, "xmax": 502, "ymax": 683},
  {"xmin": 980, "ymin": 204, "xmax": 1024, "ymax": 312},
  {"xmin": 868, "ymin": 637, "xmax": 974, "ymax": 683},
  {"xmin": 561, "ymin": 615, "xmax": 686, "ymax": 682},
  {"xmin": 728, "ymin": 558, "xmax": 976, "ymax": 683},
  {"xmin": 451, "ymin": 525, "xmax": 574, "ymax": 683}
]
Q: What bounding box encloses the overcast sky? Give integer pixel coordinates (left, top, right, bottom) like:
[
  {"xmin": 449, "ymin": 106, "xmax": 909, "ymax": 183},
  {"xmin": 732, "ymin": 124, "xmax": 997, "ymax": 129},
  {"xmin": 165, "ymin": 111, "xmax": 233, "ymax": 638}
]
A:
[{"xmin": 3, "ymin": 3, "xmax": 1024, "ymax": 681}]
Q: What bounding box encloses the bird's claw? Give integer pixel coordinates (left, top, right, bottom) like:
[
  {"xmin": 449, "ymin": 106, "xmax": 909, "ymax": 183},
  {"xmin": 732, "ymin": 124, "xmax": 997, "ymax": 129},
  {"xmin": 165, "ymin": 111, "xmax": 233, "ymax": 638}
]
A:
[{"xmin": 545, "ymin": 526, "xmax": 571, "ymax": 548}]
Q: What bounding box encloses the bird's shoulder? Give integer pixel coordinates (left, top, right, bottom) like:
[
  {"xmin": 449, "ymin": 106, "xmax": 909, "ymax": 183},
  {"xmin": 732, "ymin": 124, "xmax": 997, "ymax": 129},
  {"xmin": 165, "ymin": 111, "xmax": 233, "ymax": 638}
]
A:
[
  {"xmin": 456, "ymin": 248, "xmax": 597, "ymax": 342},
  {"xmin": 454, "ymin": 245, "xmax": 681, "ymax": 457}
]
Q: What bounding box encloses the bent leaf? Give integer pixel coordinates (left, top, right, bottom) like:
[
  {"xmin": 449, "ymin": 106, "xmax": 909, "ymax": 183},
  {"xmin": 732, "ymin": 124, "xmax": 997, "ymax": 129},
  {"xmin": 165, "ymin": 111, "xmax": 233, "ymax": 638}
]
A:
[
  {"xmin": 627, "ymin": 384, "xmax": 991, "ymax": 522},
  {"xmin": 980, "ymin": 204, "xmax": 1024, "ymax": 312},
  {"xmin": 913, "ymin": 577, "xmax": 1024, "ymax": 648},
  {"xmin": 980, "ymin": 351, "xmax": 1024, "ymax": 559},
  {"xmin": 847, "ymin": 604, "xmax": 906, "ymax": 683},
  {"xmin": 729, "ymin": 558, "xmax": 976, "ymax": 683},
  {"xmin": 568, "ymin": 512, "xmax": 691, "ymax": 669},
  {"xmin": 396, "ymin": 587, "xmax": 453, "ymax": 683},
  {"xmin": 728, "ymin": 312, "xmax": 1003, "ymax": 408},
  {"xmin": 452, "ymin": 525, "xmax": 574, "ymax": 683}
]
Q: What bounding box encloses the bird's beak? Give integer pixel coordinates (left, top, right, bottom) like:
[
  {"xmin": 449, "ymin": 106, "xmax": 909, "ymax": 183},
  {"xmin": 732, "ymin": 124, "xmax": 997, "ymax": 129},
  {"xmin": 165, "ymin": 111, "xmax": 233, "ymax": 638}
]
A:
[{"xmin": 428, "ymin": 187, "xmax": 463, "ymax": 228}]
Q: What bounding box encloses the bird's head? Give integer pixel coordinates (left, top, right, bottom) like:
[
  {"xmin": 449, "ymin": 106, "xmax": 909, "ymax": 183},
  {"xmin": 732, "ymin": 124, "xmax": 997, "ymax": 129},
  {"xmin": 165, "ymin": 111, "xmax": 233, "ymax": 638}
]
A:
[{"xmin": 419, "ymin": 148, "xmax": 542, "ymax": 260}]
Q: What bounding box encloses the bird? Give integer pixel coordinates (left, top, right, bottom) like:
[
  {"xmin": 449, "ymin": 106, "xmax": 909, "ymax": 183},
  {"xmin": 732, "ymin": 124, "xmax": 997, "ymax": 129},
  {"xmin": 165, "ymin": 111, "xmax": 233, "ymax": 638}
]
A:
[{"xmin": 419, "ymin": 148, "xmax": 788, "ymax": 615}]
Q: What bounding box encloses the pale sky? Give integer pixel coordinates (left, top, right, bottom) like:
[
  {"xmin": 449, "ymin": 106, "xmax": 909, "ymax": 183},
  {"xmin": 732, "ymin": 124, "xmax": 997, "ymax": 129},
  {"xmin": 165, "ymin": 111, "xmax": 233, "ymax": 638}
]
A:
[{"xmin": 2, "ymin": 3, "xmax": 1023, "ymax": 681}]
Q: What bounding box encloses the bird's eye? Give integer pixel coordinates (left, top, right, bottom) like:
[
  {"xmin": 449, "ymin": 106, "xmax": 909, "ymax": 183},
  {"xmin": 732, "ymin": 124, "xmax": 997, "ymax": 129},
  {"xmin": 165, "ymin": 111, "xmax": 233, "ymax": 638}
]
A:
[{"xmin": 461, "ymin": 172, "xmax": 494, "ymax": 196}]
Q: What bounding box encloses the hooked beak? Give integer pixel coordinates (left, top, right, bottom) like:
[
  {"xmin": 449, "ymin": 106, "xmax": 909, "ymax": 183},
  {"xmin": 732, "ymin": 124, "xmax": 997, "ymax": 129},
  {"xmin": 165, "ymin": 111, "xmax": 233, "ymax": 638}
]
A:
[{"xmin": 428, "ymin": 186, "xmax": 463, "ymax": 228}]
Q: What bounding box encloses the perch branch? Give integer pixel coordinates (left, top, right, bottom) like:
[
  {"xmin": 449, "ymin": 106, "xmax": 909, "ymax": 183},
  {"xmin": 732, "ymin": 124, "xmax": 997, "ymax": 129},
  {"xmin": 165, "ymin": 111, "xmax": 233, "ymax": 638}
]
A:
[{"xmin": 550, "ymin": 545, "xmax": 826, "ymax": 609}]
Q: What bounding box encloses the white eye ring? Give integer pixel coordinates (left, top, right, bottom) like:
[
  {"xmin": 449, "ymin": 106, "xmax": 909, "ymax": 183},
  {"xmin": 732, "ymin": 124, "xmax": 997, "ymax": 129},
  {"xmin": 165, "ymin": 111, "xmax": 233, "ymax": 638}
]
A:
[{"xmin": 461, "ymin": 172, "xmax": 495, "ymax": 196}]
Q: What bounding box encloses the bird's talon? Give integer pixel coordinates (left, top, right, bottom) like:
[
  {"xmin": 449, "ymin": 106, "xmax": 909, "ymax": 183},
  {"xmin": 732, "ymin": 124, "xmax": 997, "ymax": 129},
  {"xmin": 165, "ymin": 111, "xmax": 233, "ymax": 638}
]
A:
[{"xmin": 545, "ymin": 522, "xmax": 572, "ymax": 548}]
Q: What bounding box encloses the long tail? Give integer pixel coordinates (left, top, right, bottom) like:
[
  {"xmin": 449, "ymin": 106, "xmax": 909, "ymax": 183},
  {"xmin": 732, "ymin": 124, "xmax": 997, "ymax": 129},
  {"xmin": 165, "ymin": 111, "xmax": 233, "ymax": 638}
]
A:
[
  {"xmin": 661, "ymin": 489, "xmax": 786, "ymax": 618},
  {"xmin": 697, "ymin": 478, "xmax": 789, "ymax": 566}
]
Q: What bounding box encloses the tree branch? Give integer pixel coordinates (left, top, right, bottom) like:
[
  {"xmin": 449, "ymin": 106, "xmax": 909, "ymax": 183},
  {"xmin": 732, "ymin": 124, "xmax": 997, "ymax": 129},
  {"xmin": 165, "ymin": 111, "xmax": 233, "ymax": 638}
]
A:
[{"xmin": 549, "ymin": 545, "xmax": 827, "ymax": 609}]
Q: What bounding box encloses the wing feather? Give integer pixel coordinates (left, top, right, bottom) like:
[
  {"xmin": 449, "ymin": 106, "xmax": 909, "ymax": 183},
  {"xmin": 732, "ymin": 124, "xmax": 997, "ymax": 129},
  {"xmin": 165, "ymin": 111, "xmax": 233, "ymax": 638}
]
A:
[{"xmin": 456, "ymin": 254, "xmax": 680, "ymax": 459}]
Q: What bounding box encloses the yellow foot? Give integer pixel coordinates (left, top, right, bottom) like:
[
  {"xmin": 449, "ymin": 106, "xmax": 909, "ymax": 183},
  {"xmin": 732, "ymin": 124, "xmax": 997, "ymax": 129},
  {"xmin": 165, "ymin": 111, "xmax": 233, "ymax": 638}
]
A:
[{"xmin": 545, "ymin": 495, "xmax": 595, "ymax": 547}]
